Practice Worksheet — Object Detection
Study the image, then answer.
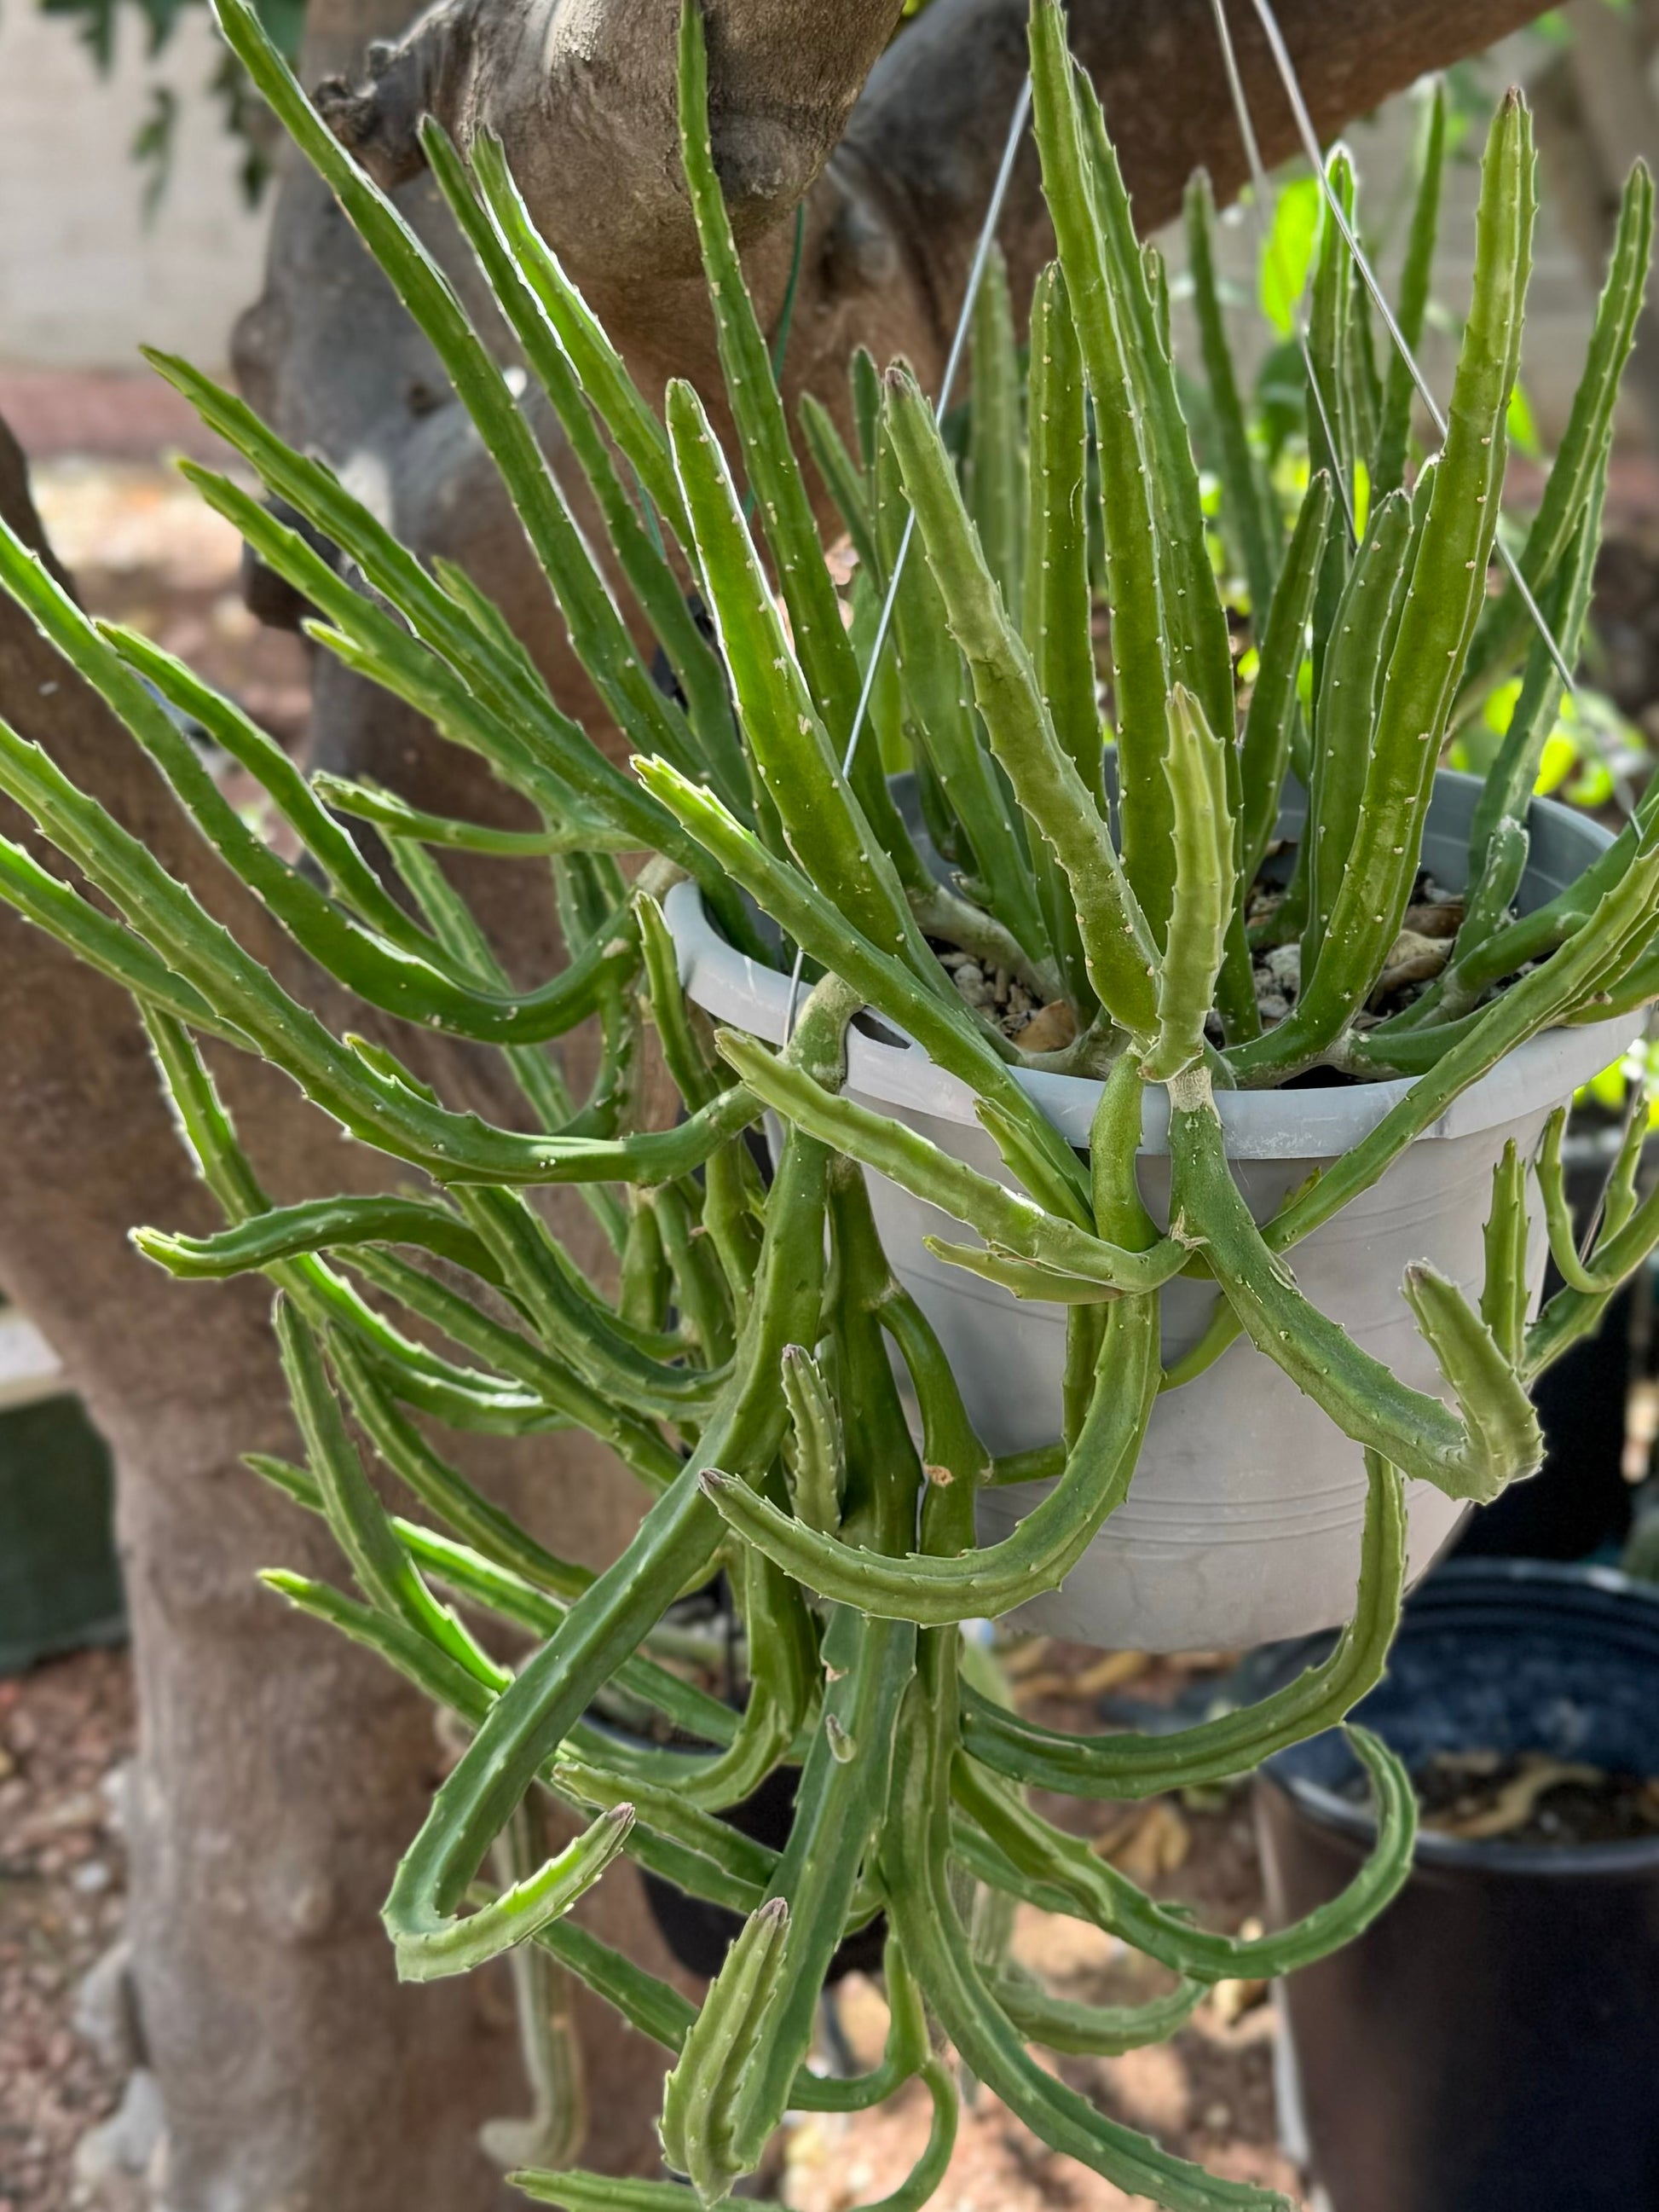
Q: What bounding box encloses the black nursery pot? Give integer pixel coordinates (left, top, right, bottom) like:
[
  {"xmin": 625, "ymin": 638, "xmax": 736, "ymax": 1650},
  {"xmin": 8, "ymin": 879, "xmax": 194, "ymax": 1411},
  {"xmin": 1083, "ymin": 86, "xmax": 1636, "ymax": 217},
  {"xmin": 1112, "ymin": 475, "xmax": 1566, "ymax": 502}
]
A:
[
  {"xmin": 1455, "ymin": 1138, "xmax": 1640, "ymax": 1564},
  {"xmin": 624, "ymin": 1747, "xmax": 887, "ymax": 1983},
  {"xmin": 0, "ymin": 1390, "xmax": 124, "ymax": 1677},
  {"xmin": 1452, "ymin": 1271, "xmax": 1635, "ymax": 1561},
  {"xmin": 1257, "ymin": 1561, "xmax": 1659, "ymax": 2212}
]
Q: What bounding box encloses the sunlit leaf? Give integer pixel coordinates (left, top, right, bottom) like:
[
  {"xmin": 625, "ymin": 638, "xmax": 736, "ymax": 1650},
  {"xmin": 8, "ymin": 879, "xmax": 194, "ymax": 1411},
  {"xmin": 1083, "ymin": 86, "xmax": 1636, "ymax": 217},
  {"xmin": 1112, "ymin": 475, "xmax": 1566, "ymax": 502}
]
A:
[
  {"xmin": 1534, "ymin": 729, "xmax": 1578, "ymax": 796},
  {"xmin": 1506, "ymin": 379, "xmax": 1543, "ymax": 460},
  {"xmin": 1258, "ymin": 177, "xmax": 1322, "ymax": 339}
]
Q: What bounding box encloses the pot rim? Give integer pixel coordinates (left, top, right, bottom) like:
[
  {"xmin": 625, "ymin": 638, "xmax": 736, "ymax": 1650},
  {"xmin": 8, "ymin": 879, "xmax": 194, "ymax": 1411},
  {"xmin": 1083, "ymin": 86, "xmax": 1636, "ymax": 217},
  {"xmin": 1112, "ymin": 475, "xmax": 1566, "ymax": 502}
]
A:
[
  {"xmin": 1263, "ymin": 1561, "xmax": 1659, "ymax": 1877},
  {"xmin": 665, "ymin": 771, "xmax": 1638, "ymax": 1161}
]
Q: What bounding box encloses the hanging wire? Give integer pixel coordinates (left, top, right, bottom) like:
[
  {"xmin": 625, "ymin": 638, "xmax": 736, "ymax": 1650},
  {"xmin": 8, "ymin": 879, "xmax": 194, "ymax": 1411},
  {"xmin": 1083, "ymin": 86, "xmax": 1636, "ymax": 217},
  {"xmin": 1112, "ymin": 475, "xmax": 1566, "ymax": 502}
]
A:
[
  {"xmin": 782, "ymin": 72, "xmax": 1035, "ymax": 1039},
  {"xmin": 1220, "ymin": 0, "xmax": 1577, "ymax": 692},
  {"xmin": 1203, "ymin": 0, "xmax": 1357, "ymax": 541}
]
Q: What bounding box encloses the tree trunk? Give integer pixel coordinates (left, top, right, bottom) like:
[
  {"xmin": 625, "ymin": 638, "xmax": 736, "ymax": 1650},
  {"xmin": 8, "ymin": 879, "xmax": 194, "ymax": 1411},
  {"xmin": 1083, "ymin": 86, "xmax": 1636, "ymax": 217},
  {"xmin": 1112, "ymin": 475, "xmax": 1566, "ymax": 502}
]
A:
[
  {"xmin": 3, "ymin": 2, "xmax": 1561, "ymax": 2206},
  {"xmin": 0, "ymin": 420, "xmax": 681, "ymax": 2212},
  {"xmin": 1531, "ymin": 0, "xmax": 1659, "ymax": 457}
]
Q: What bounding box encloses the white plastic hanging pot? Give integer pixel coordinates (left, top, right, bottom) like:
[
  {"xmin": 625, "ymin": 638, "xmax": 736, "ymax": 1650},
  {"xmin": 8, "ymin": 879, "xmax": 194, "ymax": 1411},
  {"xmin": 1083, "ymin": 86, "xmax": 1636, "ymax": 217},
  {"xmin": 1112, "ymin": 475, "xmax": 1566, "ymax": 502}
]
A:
[{"xmin": 665, "ymin": 772, "xmax": 1638, "ymax": 1653}]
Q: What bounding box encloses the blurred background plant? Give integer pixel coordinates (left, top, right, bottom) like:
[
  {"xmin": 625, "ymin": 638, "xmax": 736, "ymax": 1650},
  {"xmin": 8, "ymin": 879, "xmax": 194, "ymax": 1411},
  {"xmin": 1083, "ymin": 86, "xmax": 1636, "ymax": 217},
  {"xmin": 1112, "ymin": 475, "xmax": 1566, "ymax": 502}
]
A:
[{"xmin": 37, "ymin": 0, "xmax": 302, "ymax": 204}]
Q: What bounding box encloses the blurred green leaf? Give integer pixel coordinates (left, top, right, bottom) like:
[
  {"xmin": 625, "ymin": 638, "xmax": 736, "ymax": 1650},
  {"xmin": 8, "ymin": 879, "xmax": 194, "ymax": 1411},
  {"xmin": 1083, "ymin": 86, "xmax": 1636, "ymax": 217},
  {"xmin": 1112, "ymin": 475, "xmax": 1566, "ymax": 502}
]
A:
[
  {"xmin": 1258, "ymin": 177, "xmax": 1321, "ymax": 338},
  {"xmin": 1506, "ymin": 379, "xmax": 1544, "ymax": 461}
]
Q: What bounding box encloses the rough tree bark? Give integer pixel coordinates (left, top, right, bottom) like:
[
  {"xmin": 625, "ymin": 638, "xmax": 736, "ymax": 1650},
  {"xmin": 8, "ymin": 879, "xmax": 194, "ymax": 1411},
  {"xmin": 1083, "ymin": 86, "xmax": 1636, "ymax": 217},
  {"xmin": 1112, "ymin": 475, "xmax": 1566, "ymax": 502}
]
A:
[{"xmin": 0, "ymin": 3, "xmax": 1558, "ymax": 2208}]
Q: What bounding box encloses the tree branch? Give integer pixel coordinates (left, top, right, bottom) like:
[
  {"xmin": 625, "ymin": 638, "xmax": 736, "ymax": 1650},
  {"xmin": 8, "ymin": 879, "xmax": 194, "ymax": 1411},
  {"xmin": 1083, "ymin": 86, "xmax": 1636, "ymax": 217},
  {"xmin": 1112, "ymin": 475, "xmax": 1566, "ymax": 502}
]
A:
[
  {"xmin": 317, "ymin": 0, "xmax": 1557, "ymax": 315},
  {"xmin": 315, "ymin": 0, "xmax": 906, "ymax": 281},
  {"xmin": 299, "ymin": 0, "xmax": 1556, "ymax": 483},
  {"xmin": 849, "ymin": 0, "xmax": 1554, "ymax": 346}
]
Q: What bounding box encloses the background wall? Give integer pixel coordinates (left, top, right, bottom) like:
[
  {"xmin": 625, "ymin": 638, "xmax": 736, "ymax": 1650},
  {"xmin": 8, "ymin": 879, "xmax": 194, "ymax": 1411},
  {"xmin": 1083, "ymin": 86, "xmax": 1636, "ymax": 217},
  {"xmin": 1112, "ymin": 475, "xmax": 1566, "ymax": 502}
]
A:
[{"xmin": 0, "ymin": 5, "xmax": 271, "ymax": 374}]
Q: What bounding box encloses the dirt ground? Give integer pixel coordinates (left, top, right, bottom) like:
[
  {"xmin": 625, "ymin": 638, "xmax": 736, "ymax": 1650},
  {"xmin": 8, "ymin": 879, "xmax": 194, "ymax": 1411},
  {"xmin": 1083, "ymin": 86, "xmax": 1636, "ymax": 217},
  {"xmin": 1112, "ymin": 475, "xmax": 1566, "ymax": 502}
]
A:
[
  {"xmin": 0, "ymin": 1653, "xmax": 133, "ymax": 2212},
  {"xmin": 0, "ymin": 1643, "xmax": 1302, "ymax": 2212},
  {"xmin": 781, "ymin": 1647, "xmax": 1302, "ymax": 2212}
]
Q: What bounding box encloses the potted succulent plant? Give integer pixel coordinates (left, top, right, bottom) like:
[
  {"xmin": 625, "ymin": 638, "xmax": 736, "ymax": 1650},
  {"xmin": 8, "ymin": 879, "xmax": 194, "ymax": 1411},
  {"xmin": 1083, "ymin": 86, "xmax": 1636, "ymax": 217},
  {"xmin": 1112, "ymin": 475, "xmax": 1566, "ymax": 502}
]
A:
[
  {"xmin": 663, "ymin": 26, "xmax": 1656, "ymax": 1651},
  {"xmin": 0, "ymin": 1, "xmax": 1657, "ymax": 2208}
]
